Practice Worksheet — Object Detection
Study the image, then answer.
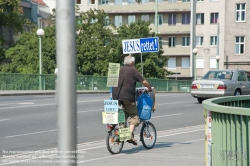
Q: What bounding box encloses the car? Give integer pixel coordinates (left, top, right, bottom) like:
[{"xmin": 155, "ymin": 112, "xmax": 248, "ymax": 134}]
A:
[{"xmin": 191, "ymin": 69, "xmax": 250, "ymax": 103}]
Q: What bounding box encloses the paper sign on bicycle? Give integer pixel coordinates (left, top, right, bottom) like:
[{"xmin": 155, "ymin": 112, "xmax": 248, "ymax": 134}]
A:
[{"xmin": 119, "ymin": 128, "xmax": 131, "ymax": 141}]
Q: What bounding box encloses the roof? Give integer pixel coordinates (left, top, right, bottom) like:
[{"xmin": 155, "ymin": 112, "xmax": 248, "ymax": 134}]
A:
[{"xmin": 31, "ymin": 0, "xmax": 47, "ymax": 6}]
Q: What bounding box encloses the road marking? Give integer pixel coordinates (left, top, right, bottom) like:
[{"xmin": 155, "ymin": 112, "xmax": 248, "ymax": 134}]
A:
[
  {"xmin": 5, "ymin": 127, "xmax": 80, "ymax": 138},
  {"xmin": 19, "ymin": 102, "xmax": 34, "ymax": 105},
  {"xmin": 77, "ymin": 109, "xmax": 103, "ymax": 113},
  {"xmin": 151, "ymin": 113, "xmax": 183, "ymax": 119},
  {"xmin": 157, "ymin": 129, "xmax": 204, "ymax": 138},
  {"xmin": 5, "ymin": 129, "xmax": 58, "ymax": 138},
  {"xmin": 157, "ymin": 101, "xmax": 193, "ymax": 105},
  {"xmin": 0, "ymin": 119, "xmax": 9, "ymax": 122}
]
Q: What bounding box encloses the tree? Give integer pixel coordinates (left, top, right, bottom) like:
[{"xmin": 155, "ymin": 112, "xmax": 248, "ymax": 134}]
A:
[
  {"xmin": 76, "ymin": 8, "xmax": 115, "ymax": 76},
  {"xmin": 0, "ymin": 0, "xmax": 33, "ymax": 61},
  {"xmin": 0, "ymin": 26, "xmax": 56, "ymax": 74},
  {"xmin": 114, "ymin": 19, "xmax": 171, "ymax": 79}
]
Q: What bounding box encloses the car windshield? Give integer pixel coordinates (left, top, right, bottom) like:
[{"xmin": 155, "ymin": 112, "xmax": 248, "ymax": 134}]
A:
[{"xmin": 202, "ymin": 71, "xmax": 233, "ymax": 80}]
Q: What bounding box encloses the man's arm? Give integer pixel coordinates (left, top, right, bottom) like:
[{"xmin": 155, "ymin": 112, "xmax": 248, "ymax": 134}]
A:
[{"xmin": 142, "ymin": 80, "xmax": 153, "ymax": 91}]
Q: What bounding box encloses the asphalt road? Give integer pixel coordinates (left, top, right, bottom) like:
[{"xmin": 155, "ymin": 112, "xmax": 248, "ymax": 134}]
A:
[{"xmin": 0, "ymin": 93, "xmax": 205, "ymax": 165}]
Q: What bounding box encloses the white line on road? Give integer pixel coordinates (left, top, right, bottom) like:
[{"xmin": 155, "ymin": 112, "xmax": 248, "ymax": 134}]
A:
[
  {"xmin": 5, "ymin": 129, "xmax": 58, "ymax": 138},
  {"xmin": 158, "ymin": 101, "xmax": 194, "ymax": 105},
  {"xmin": 151, "ymin": 113, "xmax": 183, "ymax": 119},
  {"xmin": 0, "ymin": 119, "xmax": 9, "ymax": 122},
  {"xmin": 5, "ymin": 127, "xmax": 80, "ymax": 138}
]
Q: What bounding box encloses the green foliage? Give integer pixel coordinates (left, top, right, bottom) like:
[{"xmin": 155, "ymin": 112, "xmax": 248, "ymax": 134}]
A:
[
  {"xmin": 76, "ymin": 9, "xmax": 114, "ymax": 76},
  {"xmin": 0, "ymin": 0, "xmax": 25, "ymax": 34},
  {"xmin": 1, "ymin": 26, "xmax": 56, "ymax": 74},
  {"xmin": 2, "ymin": 8, "xmax": 172, "ymax": 79}
]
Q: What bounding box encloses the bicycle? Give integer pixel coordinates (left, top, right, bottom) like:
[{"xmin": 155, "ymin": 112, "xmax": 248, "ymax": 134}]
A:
[{"xmin": 106, "ymin": 88, "xmax": 157, "ymax": 154}]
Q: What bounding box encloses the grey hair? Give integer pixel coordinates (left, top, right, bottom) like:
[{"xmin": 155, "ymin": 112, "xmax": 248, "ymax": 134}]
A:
[{"xmin": 124, "ymin": 55, "xmax": 135, "ymax": 65}]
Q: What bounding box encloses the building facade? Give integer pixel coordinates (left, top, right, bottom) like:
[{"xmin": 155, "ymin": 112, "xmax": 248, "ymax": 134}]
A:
[{"xmin": 99, "ymin": 0, "xmax": 192, "ymax": 80}]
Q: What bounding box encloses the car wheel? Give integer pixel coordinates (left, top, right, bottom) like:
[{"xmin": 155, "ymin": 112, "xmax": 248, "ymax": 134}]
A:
[
  {"xmin": 234, "ymin": 89, "xmax": 241, "ymax": 96},
  {"xmin": 197, "ymin": 97, "xmax": 203, "ymax": 103}
]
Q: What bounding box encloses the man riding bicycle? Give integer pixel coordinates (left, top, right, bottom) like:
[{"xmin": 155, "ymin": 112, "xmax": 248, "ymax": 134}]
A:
[{"xmin": 112, "ymin": 55, "xmax": 152, "ymax": 145}]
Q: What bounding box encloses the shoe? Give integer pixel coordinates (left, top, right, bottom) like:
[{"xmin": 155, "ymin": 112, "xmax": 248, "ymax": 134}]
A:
[{"xmin": 127, "ymin": 139, "xmax": 137, "ymax": 145}]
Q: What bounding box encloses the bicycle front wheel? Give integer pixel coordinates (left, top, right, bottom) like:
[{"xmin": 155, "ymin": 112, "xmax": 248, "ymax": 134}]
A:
[
  {"xmin": 140, "ymin": 121, "xmax": 157, "ymax": 149},
  {"xmin": 106, "ymin": 128, "xmax": 124, "ymax": 154}
]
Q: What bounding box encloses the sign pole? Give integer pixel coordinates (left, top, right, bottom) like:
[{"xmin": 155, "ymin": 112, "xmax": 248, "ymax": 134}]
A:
[{"xmin": 141, "ymin": 53, "xmax": 143, "ymax": 76}]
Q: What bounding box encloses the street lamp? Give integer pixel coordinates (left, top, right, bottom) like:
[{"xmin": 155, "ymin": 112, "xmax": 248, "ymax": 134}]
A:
[
  {"xmin": 216, "ymin": 55, "xmax": 220, "ymax": 69},
  {"xmin": 192, "ymin": 48, "xmax": 198, "ymax": 81},
  {"xmin": 36, "ymin": 28, "xmax": 44, "ymax": 90}
]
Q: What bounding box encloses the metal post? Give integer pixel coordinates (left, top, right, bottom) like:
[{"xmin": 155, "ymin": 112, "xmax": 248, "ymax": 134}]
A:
[
  {"xmin": 39, "ymin": 36, "xmax": 42, "ymax": 90},
  {"xmin": 155, "ymin": 0, "xmax": 158, "ymax": 36},
  {"xmin": 191, "ymin": 0, "xmax": 196, "ymax": 81},
  {"xmin": 194, "ymin": 53, "xmax": 196, "ymax": 80},
  {"xmin": 141, "ymin": 53, "xmax": 143, "ymax": 76},
  {"xmin": 216, "ymin": 23, "xmax": 220, "ymax": 69},
  {"xmin": 56, "ymin": 0, "xmax": 77, "ymax": 165}
]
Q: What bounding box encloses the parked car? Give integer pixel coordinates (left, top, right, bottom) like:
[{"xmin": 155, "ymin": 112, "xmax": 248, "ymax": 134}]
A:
[{"xmin": 191, "ymin": 70, "xmax": 250, "ymax": 103}]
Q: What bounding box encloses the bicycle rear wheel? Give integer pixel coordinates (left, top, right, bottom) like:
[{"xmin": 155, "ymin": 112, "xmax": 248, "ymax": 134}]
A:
[
  {"xmin": 106, "ymin": 127, "xmax": 124, "ymax": 154},
  {"xmin": 140, "ymin": 121, "xmax": 157, "ymax": 149}
]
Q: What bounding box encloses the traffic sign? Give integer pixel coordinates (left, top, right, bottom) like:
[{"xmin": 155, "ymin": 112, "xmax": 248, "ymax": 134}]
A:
[{"xmin": 122, "ymin": 37, "xmax": 159, "ymax": 54}]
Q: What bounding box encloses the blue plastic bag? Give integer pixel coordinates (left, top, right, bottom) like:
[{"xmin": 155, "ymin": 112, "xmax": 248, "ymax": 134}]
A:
[{"xmin": 137, "ymin": 93, "xmax": 153, "ymax": 120}]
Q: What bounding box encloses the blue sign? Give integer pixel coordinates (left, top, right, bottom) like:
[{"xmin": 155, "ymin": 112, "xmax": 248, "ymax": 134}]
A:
[
  {"xmin": 104, "ymin": 100, "xmax": 118, "ymax": 112},
  {"xmin": 122, "ymin": 37, "xmax": 159, "ymax": 54}
]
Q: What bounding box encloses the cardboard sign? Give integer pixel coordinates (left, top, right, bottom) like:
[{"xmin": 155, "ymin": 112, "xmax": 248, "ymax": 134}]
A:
[
  {"xmin": 104, "ymin": 100, "xmax": 118, "ymax": 112},
  {"xmin": 102, "ymin": 111, "xmax": 125, "ymax": 124},
  {"xmin": 119, "ymin": 128, "xmax": 131, "ymax": 141},
  {"xmin": 107, "ymin": 63, "xmax": 120, "ymax": 87}
]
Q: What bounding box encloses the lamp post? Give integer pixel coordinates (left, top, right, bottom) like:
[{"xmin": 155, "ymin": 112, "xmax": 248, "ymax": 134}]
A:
[
  {"xmin": 216, "ymin": 55, "xmax": 220, "ymax": 69},
  {"xmin": 192, "ymin": 48, "xmax": 198, "ymax": 81},
  {"xmin": 36, "ymin": 29, "xmax": 44, "ymax": 90}
]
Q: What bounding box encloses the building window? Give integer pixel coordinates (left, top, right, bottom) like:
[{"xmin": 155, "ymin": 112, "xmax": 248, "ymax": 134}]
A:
[
  {"xmin": 159, "ymin": 36, "xmax": 163, "ymax": 47},
  {"xmin": 182, "ymin": 13, "xmax": 190, "ymax": 24},
  {"xmin": 169, "ymin": 0, "xmax": 176, "ymax": 3},
  {"xmin": 168, "ymin": 37, "xmax": 176, "ymax": 47},
  {"xmin": 196, "ymin": 36, "xmax": 203, "ymax": 46},
  {"xmin": 101, "ymin": 0, "xmax": 109, "ymax": 4},
  {"xmin": 115, "ymin": 0, "xmax": 122, "ymax": 4},
  {"xmin": 182, "ymin": 37, "xmax": 190, "ymax": 46},
  {"xmin": 236, "ymin": 4, "xmax": 246, "ymax": 22},
  {"xmin": 168, "ymin": 14, "xmax": 176, "ymax": 26},
  {"xmin": 128, "ymin": 15, "xmax": 135, "ymax": 24},
  {"xmin": 89, "ymin": 0, "xmax": 95, "ymax": 4},
  {"xmin": 210, "ymin": 13, "xmax": 219, "ymax": 24},
  {"xmin": 182, "ymin": 57, "xmax": 190, "ymax": 68},
  {"xmin": 104, "ymin": 16, "xmax": 109, "ymax": 26},
  {"xmin": 76, "ymin": 0, "xmax": 81, "ymax": 4},
  {"xmin": 141, "ymin": 15, "xmax": 149, "ymax": 21},
  {"xmin": 235, "ymin": 36, "xmax": 245, "ymax": 54},
  {"xmin": 209, "ymin": 57, "xmax": 216, "ymax": 68},
  {"xmin": 210, "ymin": 36, "xmax": 217, "ymax": 46},
  {"xmin": 115, "ymin": 16, "xmax": 122, "ymax": 27},
  {"xmin": 196, "ymin": 13, "xmax": 204, "ymax": 24},
  {"xmin": 197, "ymin": 0, "xmax": 204, "ymax": 1},
  {"xmin": 182, "ymin": 0, "xmax": 190, "ymax": 2},
  {"xmin": 128, "ymin": 0, "xmax": 136, "ymax": 3},
  {"xmin": 196, "ymin": 58, "xmax": 204, "ymax": 68},
  {"xmin": 141, "ymin": 0, "xmax": 149, "ymax": 4},
  {"xmin": 158, "ymin": 15, "xmax": 163, "ymax": 25},
  {"xmin": 168, "ymin": 58, "xmax": 176, "ymax": 69}
]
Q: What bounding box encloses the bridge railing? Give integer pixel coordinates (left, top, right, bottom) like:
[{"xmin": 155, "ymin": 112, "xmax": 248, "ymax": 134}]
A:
[
  {"xmin": 0, "ymin": 73, "xmax": 192, "ymax": 92},
  {"xmin": 202, "ymin": 95, "xmax": 250, "ymax": 166}
]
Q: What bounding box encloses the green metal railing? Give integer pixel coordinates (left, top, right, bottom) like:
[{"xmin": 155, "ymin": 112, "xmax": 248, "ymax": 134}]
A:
[
  {"xmin": 203, "ymin": 96, "xmax": 250, "ymax": 166},
  {"xmin": 0, "ymin": 73, "xmax": 192, "ymax": 91}
]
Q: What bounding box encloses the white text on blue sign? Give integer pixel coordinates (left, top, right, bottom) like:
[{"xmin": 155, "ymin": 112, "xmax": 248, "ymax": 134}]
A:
[{"xmin": 122, "ymin": 37, "xmax": 159, "ymax": 54}]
